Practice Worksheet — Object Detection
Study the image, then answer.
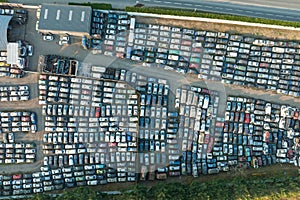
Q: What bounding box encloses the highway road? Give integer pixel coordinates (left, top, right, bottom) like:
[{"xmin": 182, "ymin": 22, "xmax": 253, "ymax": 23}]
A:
[{"xmin": 6, "ymin": 0, "xmax": 300, "ymax": 22}]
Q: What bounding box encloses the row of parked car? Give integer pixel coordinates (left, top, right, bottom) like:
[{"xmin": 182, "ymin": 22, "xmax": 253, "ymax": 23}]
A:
[
  {"xmin": 0, "ymin": 65, "xmax": 24, "ymax": 79},
  {"xmin": 166, "ymin": 86, "xmax": 219, "ymax": 177},
  {"xmin": 1, "ymin": 68, "xmax": 298, "ymax": 196},
  {"xmin": 42, "ymin": 143, "xmax": 137, "ymax": 167},
  {"xmin": 101, "ymin": 12, "xmax": 130, "ymax": 57},
  {"xmin": 204, "ymin": 96, "xmax": 300, "ymax": 174},
  {"xmin": 39, "ymin": 74, "xmax": 71, "ymax": 105},
  {"xmin": 129, "ymin": 23, "xmax": 201, "ymax": 73},
  {"xmin": 0, "ymin": 85, "xmax": 29, "ymax": 102},
  {"xmin": 0, "ymin": 111, "xmax": 37, "ymax": 133},
  {"xmin": 38, "ymin": 71, "xmax": 143, "ymax": 184},
  {"xmin": 37, "ymin": 68, "xmax": 183, "ymax": 183},
  {"xmin": 96, "ymin": 10, "xmax": 300, "ymax": 98},
  {"xmin": 0, "ymin": 164, "xmax": 131, "ymax": 196},
  {"xmin": 91, "ymin": 10, "xmax": 105, "ymax": 37},
  {"xmin": 0, "ymin": 141, "xmax": 36, "ymax": 164},
  {"xmin": 138, "ymin": 76, "xmax": 169, "ymax": 168}
]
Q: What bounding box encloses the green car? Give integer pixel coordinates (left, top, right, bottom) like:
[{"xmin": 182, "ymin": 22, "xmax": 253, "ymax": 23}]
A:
[{"xmin": 190, "ymin": 57, "xmax": 200, "ymax": 63}]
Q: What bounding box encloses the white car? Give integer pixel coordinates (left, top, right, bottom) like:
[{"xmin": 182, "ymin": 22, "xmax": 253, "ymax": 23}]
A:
[
  {"xmin": 60, "ymin": 35, "xmax": 69, "ymax": 41},
  {"xmin": 58, "ymin": 39, "xmax": 70, "ymax": 46},
  {"xmin": 33, "ymin": 188, "xmax": 43, "ymax": 193},
  {"xmin": 43, "ymin": 34, "xmax": 54, "ymax": 41}
]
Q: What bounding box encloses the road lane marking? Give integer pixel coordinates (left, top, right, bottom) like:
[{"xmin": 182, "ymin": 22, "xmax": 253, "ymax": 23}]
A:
[
  {"xmin": 154, "ymin": 0, "xmax": 161, "ymax": 2},
  {"xmin": 174, "ymin": 2, "xmax": 182, "ymax": 5},
  {"xmin": 184, "ymin": 3, "xmax": 193, "ymax": 6},
  {"xmin": 165, "ymin": 1, "xmax": 171, "ymax": 4}
]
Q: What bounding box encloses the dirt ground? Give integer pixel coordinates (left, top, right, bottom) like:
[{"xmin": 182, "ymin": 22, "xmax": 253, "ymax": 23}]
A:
[
  {"xmin": 0, "ymin": 73, "xmax": 39, "ymax": 85},
  {"xmin": 136, "ymin": 16, "xmax": 300, "ymax": 41}
]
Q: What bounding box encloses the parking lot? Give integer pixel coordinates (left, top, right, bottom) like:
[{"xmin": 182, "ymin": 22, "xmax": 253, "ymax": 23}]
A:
[
  {"xmin": 1, "ymin": 6, "xmax": 300, "ymax": 197},
  {"xmin": 95, "ymin": 11, "xmax": 300, "ymax": 99},
  {"xmin": 1, "ymin": 58, "xmax": 299, "ymax": 194}
]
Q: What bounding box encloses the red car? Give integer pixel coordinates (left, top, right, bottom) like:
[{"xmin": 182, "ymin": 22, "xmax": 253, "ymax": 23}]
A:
[
  {"xmin": 264, "ymin": 131, "xmax": 270, "ymax": 143},
  {"xmin": 10, "ymin": 68, "xmax": 22, "ymax": 74},
  {"xmin": 201, "ymin": 88, "xmax": 210, "ymax": 94},
  {"xmin": 82, "ymin": 90, "xmax": 91, "ymax": 95},
  {"xmin": 287, "ymin": 149, "xmax": 294, "ymax": 159},
  {"xmin": 21, "ymin": 116, "xmax": 30, "ymax": 122},
  {"xmin": 244, "ymin": 113, "xmax": 250, "ymax": 123},
  {"xmin": 204, "ymin": 134, "xmax": 210, "ymax": 144},
  {"xmin": 215, "ymin": 121, "xmax": 224, "ymax": 127},
  {"xmin": 259, "ymin": 63, "xmax": 270, "ymax": 68},
  {"xmin": 294, "ymin": 111, "xmax": 299, "ymax": 120},
  {"xmin": 12, "ymin": 174, "xmax": 22, "ymax": 180},
  {"xmin": 192, "ymin": 47, "xmax": 201, "ymax": 53},
  {"xmin": 105, "ymin": 45, "xmax": 113, "ymax": 51},
  {"xmin": 95, "ymin": 107, "xmax": 100, "ymax": 118},
  {"xmin": 223, "ymin": 123, "xmax": 229, "ymax": 132},
  {"xmin": 116, "ymin": 52, "xmax": 125, "ymax": 59},
  {"xmin": 39, "ymin": 74, "xmax": 47, "ymax": 80},
  {"xmin": 189, "ymin": 63, "xmax": 199, "ymax": 68},
  {"xmin": 108, "ymin": 142, "xmax": 117, "ymax": 147},
  {"xmin": 207, "ymin": 138, "xmax": 214, "ymax": 153},
  {"xmin": 181, "ymin": 40, "xmax": 192, "ymax": 46}
]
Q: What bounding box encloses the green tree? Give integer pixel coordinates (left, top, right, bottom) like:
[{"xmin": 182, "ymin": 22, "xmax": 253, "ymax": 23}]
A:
[
  {"xmin": 29, "ymin": 194, "xmax": 54, "ymax": 200},
  {"xmin": 57, "ymin": 187, "xmax": 99, "ymax": 200}
]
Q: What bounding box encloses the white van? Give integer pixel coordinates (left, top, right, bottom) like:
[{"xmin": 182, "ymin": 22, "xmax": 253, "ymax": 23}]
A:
[{"xmin": 92, "ymin": 66, "xmax": 106, "ymax": 73}]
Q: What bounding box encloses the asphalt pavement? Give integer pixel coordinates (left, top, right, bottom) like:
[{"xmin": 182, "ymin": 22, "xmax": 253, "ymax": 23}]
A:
[{"xmin": 6, "ymin": 0, "xmax": 300, "ymax": 22}]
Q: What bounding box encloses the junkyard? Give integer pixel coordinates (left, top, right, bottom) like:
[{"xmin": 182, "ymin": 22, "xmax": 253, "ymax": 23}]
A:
[{"xmin": 0, "ymin": 2, "xmax": 300, "ymax": 197}]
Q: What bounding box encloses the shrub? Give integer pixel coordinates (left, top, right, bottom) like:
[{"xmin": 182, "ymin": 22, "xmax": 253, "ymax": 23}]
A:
[
  {"xmin": 69, "ymin": 2, "xmax": 112, "ymax": 10},
  {"xmin": 125, "ymin": 7, "xmax": 300, "ymax": 28}
]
